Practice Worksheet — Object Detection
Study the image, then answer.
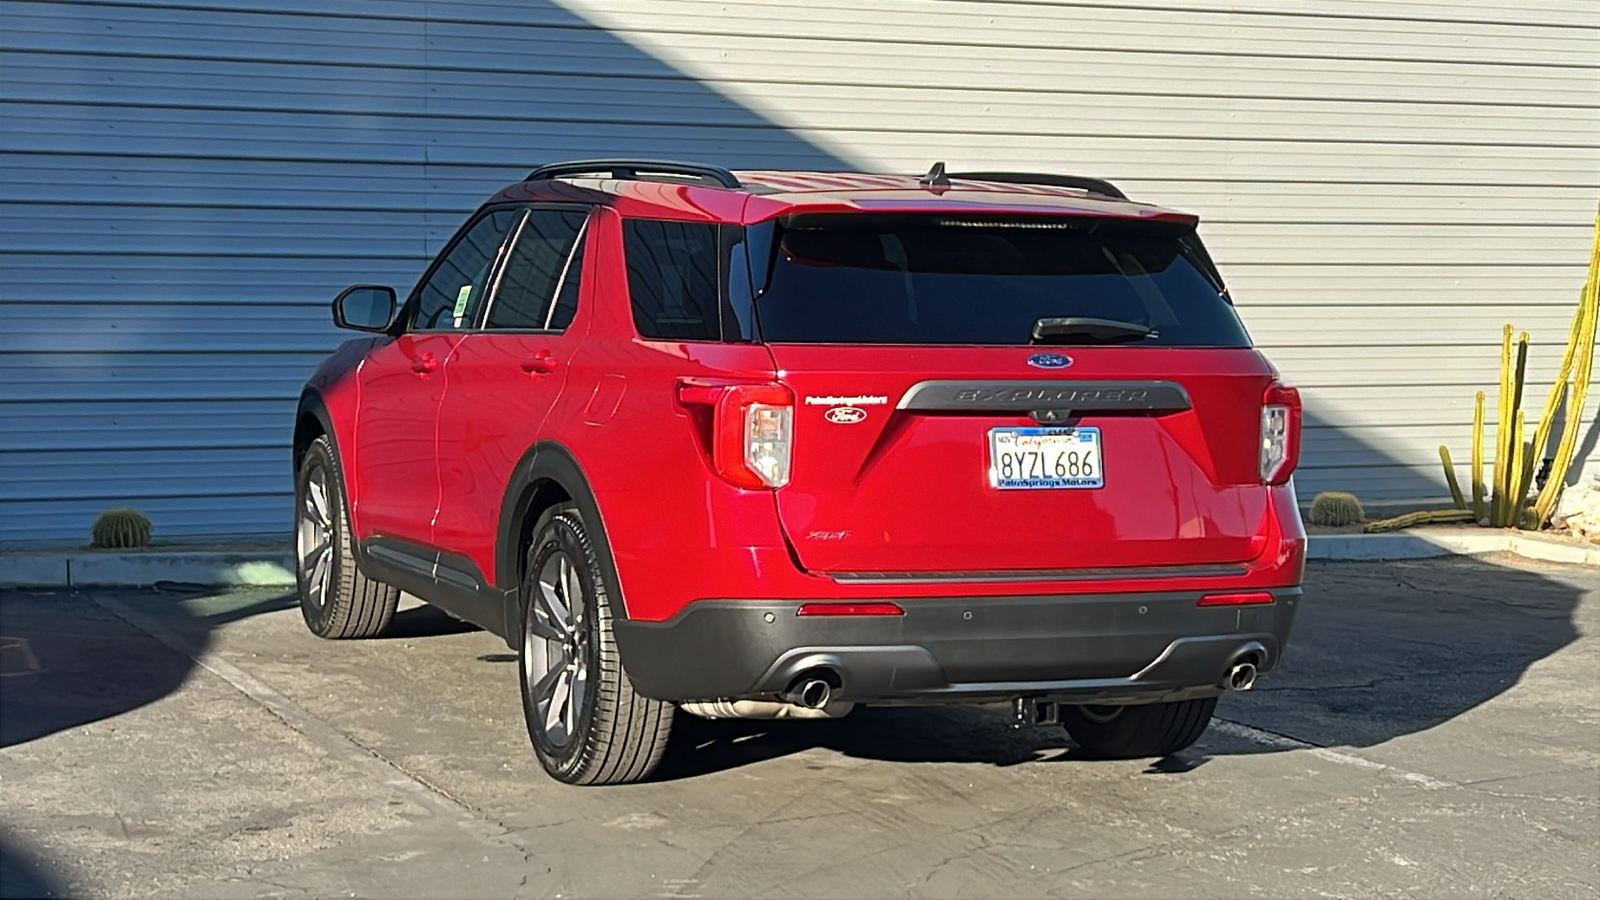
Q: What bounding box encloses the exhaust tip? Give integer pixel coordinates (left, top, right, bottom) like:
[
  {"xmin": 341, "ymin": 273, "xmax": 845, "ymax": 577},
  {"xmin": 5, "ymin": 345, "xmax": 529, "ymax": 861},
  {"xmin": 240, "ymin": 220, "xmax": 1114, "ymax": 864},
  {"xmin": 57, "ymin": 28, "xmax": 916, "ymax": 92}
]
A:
[
  {"xmin": 796, "ymin": 678, "xmax": 831, "ymax": 709},
  {"xmin": 784, "ymin": 671, "xmax": 837, "ymax": 709},
  {"xmin": 1226, "ymin": 661, "xmax": 1257, "ymax": 692}
]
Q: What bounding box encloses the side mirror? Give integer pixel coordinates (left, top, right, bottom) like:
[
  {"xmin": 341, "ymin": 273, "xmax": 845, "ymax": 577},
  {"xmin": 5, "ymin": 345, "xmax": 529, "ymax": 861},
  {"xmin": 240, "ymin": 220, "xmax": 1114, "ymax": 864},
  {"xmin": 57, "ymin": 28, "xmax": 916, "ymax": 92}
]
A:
[{"xmin": 332, "ymin": 285, "xmax": 397, "ymax": 332}]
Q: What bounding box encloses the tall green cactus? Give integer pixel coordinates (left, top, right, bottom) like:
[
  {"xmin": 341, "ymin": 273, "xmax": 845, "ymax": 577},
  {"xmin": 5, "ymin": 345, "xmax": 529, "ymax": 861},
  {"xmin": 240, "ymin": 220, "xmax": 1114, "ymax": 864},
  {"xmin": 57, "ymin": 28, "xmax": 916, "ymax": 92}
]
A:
[
  {"xmin": 1491, "ymin": 325, "xmax": 1511, "ymax": 526},
  {"xmin": 1533, "ymin": 204, "xmax": 1599, "ymax": 524},
  {"xmin": 1447, "ymin": 203, "xmax": 1598, "ymax": 530},
  {"xmin": 1437, "ymin": 446, "xmax": 1466, "ymax": 510},
  {"xmin": 1470, "ymin": 390, "xmax": 1486, "ymax": 521}
]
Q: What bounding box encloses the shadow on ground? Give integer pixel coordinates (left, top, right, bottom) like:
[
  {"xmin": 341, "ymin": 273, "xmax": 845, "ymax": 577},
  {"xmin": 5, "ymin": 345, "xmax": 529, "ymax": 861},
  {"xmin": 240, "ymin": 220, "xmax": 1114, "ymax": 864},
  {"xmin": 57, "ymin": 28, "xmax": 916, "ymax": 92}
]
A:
[
  {"xmin": 0, "ymin": 586, "xmax": 490, "ymax": 750},
  {"xmin": 654, "ymin": 555, "xmax": 1588, "ymax": 780},
  {"xmin": 0, "ymin": 828, "xmax": 61, "ymax": 900},
  {"xmin": 383, "ymin": 603, "xmax": 482, "ymax": 640},
  {"xmin": 1, "ymin": 554, "xmax": 1586, "ymax": 788},
  {"xmin": 0, "ymin": 586, "xmax": 295, "ymax": 749},
  {"xmin": 0, "ymin": 585, "xmax": 292, "ymax": 893}
]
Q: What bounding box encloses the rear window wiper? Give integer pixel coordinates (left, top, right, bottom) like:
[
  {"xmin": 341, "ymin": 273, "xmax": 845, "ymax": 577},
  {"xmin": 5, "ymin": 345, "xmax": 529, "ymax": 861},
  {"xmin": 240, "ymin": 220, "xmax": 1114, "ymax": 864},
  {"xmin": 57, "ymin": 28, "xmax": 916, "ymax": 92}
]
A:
[{"xmin": 1031, "ymin": 317, "xmax": 1155, "ymax": 344}]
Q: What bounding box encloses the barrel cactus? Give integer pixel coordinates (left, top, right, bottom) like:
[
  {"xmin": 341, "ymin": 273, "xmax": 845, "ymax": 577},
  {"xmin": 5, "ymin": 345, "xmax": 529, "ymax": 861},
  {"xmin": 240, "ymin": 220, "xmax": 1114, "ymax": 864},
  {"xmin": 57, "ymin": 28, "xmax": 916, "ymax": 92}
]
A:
[
  {"xmin": 91, "ymin": 508, "xmax": 152, "ymax": 549},
  {"xmin": 1308, "ymin": 491, "xmax": 1364, "ymax": 527}
]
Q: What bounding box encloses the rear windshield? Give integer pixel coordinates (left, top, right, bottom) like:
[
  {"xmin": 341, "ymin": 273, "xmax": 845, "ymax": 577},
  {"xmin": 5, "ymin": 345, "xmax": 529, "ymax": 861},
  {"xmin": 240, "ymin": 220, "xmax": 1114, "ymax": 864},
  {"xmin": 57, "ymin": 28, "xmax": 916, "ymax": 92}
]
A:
[{"xmin": 750, "ymin": 214, "xmax": 1250, "ymax": 347}]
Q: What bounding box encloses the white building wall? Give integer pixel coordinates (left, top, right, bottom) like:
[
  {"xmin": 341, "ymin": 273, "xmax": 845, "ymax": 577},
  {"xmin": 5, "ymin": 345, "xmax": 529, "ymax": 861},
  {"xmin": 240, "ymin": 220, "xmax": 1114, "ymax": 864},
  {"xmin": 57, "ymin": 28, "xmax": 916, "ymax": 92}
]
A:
[{"xmin": 1, "ymin": 0, "xmax": 1596, "ymax": 545}]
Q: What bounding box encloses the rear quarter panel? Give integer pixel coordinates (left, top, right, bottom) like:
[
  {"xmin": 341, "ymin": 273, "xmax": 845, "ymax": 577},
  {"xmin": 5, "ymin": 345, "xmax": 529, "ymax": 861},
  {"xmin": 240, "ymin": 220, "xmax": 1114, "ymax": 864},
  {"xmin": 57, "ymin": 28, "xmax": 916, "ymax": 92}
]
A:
[{"xmin": 557, "ymin": 207, "xmax": 793, "ymax": 622}]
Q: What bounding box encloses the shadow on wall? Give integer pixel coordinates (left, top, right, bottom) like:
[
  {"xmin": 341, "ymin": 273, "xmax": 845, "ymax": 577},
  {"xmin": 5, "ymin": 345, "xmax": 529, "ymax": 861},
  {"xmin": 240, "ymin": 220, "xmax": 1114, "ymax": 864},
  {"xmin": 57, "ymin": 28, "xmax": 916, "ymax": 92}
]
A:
[
  {"xmin": 1572, "ymin": 406, "xmax": 1600, "ymax": 487},
  {"xmin": 1294, "ymin": 409, "xmax": 1453, "ymax": 505},
  {"xmin": 1296, "ymin": 396, "xmax": 1599, "ymax": 508},
  {"xmin": 1, "ymin": 0, "xmax": 1519, "ymax": 544},
  {"xmin": 655, "ymin": 555, "xmax": 1586, "ymax": 780},
  {"xmin": 2, "ymin": 0, "xmax": 855, "ymax": 546}
]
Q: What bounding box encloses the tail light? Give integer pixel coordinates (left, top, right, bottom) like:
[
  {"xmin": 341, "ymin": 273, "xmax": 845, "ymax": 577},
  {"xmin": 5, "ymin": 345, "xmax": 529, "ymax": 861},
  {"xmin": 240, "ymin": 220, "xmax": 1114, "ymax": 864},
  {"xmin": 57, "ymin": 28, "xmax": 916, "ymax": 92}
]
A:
[
  {"xmin": 1259, "ymin": 381, "xmax": 1302, "ymax": 485},
  {"xmin": 678, "ymin": 382, "xmax": 793, "ymax": 489}
]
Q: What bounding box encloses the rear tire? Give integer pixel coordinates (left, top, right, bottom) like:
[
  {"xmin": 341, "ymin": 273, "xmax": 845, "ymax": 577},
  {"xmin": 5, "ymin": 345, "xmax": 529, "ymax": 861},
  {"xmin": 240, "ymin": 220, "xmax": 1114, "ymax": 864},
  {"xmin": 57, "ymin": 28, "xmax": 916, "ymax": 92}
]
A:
[
  {"xmin": 1061, "ymin": 698, "xmax": 1217, "ymax": 759},
  {"xmin": 295, "ymin": 435, "xmax": 399, "ymax": 639},
  {"xmin": 518, "ymin": 505, "xmax": 672, "ymax": 785}
]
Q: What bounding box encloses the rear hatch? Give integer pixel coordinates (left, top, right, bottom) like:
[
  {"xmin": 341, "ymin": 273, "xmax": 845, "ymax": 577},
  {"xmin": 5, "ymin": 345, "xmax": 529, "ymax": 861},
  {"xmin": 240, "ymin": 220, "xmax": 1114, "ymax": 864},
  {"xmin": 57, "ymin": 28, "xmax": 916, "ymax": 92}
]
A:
[{"xmin": 750, "ymin": 212, "xmax": 1277, "ymax": 575}]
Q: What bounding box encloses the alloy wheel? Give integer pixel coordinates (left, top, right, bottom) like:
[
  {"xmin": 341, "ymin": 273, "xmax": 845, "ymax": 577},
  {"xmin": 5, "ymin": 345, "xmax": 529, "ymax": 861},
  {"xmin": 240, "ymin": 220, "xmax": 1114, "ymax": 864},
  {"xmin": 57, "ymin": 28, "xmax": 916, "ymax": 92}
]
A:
[
  {"xmin": 524, "ymin": 549, "xmax": 590, "ymax": 749},
  {"xmin": 296, "ymin": 460, "xmax": 334, "ymax": 610}
]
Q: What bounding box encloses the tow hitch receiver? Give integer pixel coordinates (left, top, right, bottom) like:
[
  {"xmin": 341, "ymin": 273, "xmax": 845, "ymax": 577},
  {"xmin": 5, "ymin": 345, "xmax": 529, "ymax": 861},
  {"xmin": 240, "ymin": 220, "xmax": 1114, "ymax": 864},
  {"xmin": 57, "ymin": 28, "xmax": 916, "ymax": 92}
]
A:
[{"xmin": 1013, "ymin": 697, "xmax": 1059, "ymax": 728}]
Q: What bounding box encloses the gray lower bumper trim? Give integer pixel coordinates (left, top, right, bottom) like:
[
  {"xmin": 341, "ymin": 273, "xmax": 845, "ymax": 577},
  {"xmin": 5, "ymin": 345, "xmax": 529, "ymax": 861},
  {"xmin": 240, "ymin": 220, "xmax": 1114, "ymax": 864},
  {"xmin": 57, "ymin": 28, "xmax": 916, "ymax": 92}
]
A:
[{"xmin": 613, "ymin": 588, "xmax": 1300, "ymax": 704}]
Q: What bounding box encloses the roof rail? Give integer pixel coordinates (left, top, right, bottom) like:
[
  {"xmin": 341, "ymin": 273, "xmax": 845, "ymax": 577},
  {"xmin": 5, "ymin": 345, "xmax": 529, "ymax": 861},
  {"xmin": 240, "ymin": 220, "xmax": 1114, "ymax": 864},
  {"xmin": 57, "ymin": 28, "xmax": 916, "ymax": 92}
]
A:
[
  {"xmin": 947, "ymin": 171, "xmax": 1127, "ymax": 201},
  {"xmin": 526, "ymin": 159, "xmax": 742, "ymax": 190}
]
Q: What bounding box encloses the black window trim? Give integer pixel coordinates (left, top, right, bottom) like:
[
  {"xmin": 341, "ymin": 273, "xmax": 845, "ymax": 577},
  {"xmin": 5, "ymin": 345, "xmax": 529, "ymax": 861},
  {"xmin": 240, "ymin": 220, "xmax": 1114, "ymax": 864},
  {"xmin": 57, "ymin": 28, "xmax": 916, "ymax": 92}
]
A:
[
  {"xmin": 395, "ymin": 202, "xmax": 524, "ymax": 335},
  {"xmin": 477, "ymin": 207, "xmax": 533, "ymax": 330},
  {"xmin": 474, "ymin": 203, "xmax": 596, "ymax": 335}
]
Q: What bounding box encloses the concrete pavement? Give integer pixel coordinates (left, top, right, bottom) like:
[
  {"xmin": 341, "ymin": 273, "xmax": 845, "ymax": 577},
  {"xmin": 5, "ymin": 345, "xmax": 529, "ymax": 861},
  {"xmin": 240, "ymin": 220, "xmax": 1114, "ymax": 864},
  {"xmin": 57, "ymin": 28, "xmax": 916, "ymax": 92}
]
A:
[{"xmin": 1, "ymin": 553, "xmax": 1595, "ymax": 898}]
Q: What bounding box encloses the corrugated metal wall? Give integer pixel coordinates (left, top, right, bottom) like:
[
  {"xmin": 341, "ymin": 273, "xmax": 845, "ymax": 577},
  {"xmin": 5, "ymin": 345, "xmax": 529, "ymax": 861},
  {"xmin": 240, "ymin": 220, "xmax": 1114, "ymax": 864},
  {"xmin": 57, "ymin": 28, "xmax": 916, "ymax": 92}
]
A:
[{"xmin": 2, "ymin": 0, "xmax": 1596, "ymax": 546}]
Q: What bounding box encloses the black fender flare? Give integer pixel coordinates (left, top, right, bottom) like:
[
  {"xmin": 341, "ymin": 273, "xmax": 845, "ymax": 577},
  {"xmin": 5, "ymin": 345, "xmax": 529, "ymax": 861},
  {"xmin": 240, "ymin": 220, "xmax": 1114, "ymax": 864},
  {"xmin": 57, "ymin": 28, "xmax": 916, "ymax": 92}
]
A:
[
  {"xmin": 496, "ymin": 441, "xmax": 633, "ymax": 638},
  {"xmin": 294, "ymin": 391, "xmax": 338, "ymax": 466}
]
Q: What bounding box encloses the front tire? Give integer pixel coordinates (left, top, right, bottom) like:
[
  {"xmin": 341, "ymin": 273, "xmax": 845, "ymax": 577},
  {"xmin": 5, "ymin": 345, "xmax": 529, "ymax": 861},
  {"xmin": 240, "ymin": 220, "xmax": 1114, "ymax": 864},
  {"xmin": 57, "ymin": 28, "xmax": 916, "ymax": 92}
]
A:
[
  {"xmin": 519, "ymin": 505, "xmax": 672, "ymax": 785},
  {"xmin": 1061, "ymin": 698, "xmax": 1217, "ymax": 759},
  {"xmin": 295, "ymin": 435, "xmax": 399, "ymax": 639}
]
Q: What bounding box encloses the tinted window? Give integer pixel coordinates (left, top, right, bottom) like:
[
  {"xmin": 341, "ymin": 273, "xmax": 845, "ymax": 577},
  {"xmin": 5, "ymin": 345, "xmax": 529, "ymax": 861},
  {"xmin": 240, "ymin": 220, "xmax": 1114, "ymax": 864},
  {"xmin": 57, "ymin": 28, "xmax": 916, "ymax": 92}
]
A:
[
  {"xmin": 623, "ymin": 220, "xmax": 720, "ymax": 341},
  {"xmin": 485, "ymin": 209, "xmax": 589, "ymax": 330},
  {"xmin": 410, "ymin": 209, "xmax": 520, "ymax": 331},
  {"xmin": 753, "ymin": 215, "xmax": 1250, "ymax": 347}
]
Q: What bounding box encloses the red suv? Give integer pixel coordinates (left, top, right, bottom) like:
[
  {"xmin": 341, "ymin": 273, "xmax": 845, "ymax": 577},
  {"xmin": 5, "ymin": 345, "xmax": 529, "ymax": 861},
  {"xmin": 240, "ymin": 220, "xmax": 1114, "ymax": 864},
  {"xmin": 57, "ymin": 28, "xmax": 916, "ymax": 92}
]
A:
[{"xmin": 293, "ymin": 160, "xmax": 1305, "ymax": 785}]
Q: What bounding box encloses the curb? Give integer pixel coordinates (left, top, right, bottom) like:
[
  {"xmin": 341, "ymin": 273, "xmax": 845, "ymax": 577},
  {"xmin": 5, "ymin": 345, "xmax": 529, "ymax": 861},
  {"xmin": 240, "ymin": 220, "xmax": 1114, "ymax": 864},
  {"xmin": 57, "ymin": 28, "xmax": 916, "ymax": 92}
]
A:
[
  {"xmin": 1306, "ymin": 526, "xmax": 1600, "ymax": 566},
  {"xmin": 1, "ymin": 531, "xmax": 1594, "ymax": 589},
  {"xmin": 0, "ymin": 551, "xmax": 295, "ymax": 589}
]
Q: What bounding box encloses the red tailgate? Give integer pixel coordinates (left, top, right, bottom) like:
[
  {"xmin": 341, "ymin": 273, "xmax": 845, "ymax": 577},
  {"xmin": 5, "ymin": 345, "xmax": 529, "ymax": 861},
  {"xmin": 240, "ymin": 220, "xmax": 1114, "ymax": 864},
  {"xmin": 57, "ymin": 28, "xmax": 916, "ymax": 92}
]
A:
[{"xmin": 769, "ymin": 345, "xmax": 1277, "ymax": 575}]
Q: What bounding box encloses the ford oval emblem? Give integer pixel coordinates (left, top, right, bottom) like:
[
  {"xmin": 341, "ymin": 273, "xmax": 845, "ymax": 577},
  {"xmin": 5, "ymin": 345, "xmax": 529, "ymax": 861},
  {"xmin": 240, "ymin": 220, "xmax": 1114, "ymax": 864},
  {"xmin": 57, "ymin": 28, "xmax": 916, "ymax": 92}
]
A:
[
  {"xmin": 1027, "ymin": 352, "xmax": 1073, "ymax": 369},
  {"xmin": 824, "ymin": 406, "xmax": 868, "ymax": 424}
]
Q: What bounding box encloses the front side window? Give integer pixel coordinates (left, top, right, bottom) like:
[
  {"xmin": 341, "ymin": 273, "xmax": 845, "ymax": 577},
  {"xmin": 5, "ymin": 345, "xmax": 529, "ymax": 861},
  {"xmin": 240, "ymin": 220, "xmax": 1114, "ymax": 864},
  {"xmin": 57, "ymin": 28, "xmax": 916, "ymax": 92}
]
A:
[
  {"xmin": 622, "ymin": 219, "xmax": 721, "ymax": 341},
  {"xmin": 409, "ymin": 209, "xmax": 520, "ymax": 331},
  {"xmin": 484, "ymin": 209, "xmax": 590, "ymax": 330}
]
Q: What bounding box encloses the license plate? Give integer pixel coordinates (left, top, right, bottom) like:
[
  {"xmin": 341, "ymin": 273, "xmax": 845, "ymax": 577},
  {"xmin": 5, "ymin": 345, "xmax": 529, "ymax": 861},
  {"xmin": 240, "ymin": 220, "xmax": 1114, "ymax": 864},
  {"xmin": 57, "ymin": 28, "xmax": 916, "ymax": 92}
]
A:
[{"xmin": 989, "ymin": 427, "xmax": 1104, "ymax": 489}]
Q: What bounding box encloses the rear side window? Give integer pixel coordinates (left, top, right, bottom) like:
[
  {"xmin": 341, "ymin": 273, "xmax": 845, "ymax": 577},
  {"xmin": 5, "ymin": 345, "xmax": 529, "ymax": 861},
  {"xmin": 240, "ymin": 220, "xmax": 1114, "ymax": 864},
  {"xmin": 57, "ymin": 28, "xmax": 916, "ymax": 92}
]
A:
[
  {"xmin": 485, "ymin": 209, "xmax": 588, "ymax": 331},
  {"xmin": 752, "ymin": 214, "xmax": 1250, "ymax": 347},
  {"xmin": 623, "ymin": 220, "xmax": 721, "ymax": 341}
]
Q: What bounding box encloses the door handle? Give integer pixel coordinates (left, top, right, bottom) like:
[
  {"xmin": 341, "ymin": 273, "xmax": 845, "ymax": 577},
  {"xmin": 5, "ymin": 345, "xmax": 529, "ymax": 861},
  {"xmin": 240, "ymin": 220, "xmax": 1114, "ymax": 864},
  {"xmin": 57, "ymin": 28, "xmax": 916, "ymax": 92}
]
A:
[
  {"xmin": 521, "ymin": 352, "xmax": 557, "ymax": 375},
  {"xmin": 411, "ymin": 354, "xmax": 438, "ymax": 375}
]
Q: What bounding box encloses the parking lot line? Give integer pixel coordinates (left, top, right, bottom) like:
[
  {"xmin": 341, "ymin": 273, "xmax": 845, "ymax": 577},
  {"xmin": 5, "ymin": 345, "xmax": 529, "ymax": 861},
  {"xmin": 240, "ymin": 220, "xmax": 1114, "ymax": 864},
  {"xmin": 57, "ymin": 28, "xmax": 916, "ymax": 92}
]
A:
[{"xmin": 1211, "ymin": 718, "xmax": 1455, "ymax": 789}]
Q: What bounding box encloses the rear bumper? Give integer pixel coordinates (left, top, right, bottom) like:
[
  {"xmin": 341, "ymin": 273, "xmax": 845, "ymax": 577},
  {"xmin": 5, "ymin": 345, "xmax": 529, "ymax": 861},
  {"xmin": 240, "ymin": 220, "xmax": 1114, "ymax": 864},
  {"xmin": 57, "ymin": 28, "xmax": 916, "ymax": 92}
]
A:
[{"xmin": 614, "ymin": 587, "xmax": 1300, "ymax": 705}]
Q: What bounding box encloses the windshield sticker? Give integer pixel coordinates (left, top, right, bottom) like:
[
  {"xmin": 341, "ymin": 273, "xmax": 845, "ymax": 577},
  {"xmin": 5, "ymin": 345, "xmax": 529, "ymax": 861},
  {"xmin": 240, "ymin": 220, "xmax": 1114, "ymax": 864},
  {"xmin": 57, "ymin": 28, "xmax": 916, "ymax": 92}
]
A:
[{"xmin": 452, "ymin": 284, "xmax": 473, "ymax": 326}]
